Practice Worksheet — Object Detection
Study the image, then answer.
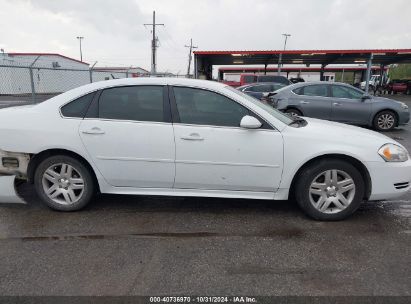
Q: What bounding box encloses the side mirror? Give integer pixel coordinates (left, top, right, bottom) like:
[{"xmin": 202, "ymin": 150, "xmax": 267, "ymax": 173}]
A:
[{"xmin": 240, "ymin": 115, "xmax": 262, "ymax": 129}]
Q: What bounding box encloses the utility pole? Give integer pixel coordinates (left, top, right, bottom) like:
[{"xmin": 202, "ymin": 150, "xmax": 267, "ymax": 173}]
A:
[
  {"xmin": 144, "ymin": 11, "xmax": 164, "ymax": 75},
  {"xmin": 76, "ymin": 36, "xmax": 84, "ymax": 62},
  {"xmin": 184, "ymin": 38, "xmax": 198, "ymax": 78},
  {"xmin": 278, "ymin": 33, "xmax": 291, "ymax": 76}
]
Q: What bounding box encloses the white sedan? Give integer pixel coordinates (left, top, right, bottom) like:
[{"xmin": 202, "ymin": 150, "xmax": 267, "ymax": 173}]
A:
[{"xmin": 0, "ymin": 78, "xmax": 410, "ymax": 220}]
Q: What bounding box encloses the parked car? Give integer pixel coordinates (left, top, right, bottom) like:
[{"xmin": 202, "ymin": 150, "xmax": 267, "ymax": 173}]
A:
[
  {"xmin": 269, "ymin": 82, "xmax": 410, "ymax": 131},
  {"xmin": 256, "ymin": 75, "xmax": 291, "ymax": 85},
  {"xmin": 290, "ymin": 77, "xmax": 305, "ymax": 84},
  {"xmin": 0, "ymin": 78, "xmax": 410, "ymax": 220},
  {"xmin": 222, "ymin": 74, "xmax": 258, "ymax": 87},
  {"xmin": 386, "ymin": 79, "xmax": 411, "ymax": 95},
  {"xmin": 237, "ymin": 82, "xmax": 286, "ymax": 101},
  {"xmin": 222, "ymin": 74, "xmax": 291, "ymax": 87}
]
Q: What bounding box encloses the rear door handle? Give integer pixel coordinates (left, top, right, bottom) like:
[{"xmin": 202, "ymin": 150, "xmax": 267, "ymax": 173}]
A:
[
  {"xmin": 81, "ymin": 127, "xmax": 105, "ymax": 135},
  {"xmin": 300, "ymin": 101, "xmax": 310, "ymax": 104},
  {"xmin": 333, "ymin": 102, "xmax": 342, "ymax": 106},
  {"xmin": 181, "ymin": 133, "xmax": 204, "ymax": 141}
]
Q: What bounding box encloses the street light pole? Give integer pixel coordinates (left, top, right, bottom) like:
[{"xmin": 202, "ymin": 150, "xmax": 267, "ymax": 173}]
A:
[
  {"xmin": 76, "ymin": 36, "xmax": 84, "ymax": 62},
  {"xmin": 278, "ymin": 33, "xmax": 291, "ymax": 76}
]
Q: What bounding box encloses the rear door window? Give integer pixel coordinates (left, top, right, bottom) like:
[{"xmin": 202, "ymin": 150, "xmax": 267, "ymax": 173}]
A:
[
  {"xmin": 98, "ymin": 86, "xmax": 165, "ymax": 122},
  {"xmin": 301, "ymin": 85, "xmax": 328, "ymax": 97}
]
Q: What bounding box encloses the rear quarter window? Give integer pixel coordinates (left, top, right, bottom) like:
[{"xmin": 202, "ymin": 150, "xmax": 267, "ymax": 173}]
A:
[
  {"xmin": 61, "ymin": 92, "xmax": 96, "ymax": 118},
  {"xmin": 292, "ymin": 87, "xmax": 304, "ymax": 95}
]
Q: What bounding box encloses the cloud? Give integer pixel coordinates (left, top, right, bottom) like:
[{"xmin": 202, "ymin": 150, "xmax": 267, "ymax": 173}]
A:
[
  {"xmin": 24, "ymin": 0, "xmax": 148, "ymax": 40},
  {"xmin": 1, "ymin": 0, "xmax": 411, "ymax": 73}
]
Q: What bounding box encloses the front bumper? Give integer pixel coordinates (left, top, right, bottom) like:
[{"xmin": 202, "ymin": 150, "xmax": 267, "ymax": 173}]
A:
[
  {"xmin": 398, "ymin": 110, "xmax": 410, "ymax": 125},
  {"xmin": 367, "ymin": 159, "xmax": 411, "ymax": 200}
]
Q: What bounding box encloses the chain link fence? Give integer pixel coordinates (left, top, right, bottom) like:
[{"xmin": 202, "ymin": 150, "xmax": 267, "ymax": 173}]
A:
[{"xmin": 0, "ymin": 63, "xmax": 148, "ymax": 107}]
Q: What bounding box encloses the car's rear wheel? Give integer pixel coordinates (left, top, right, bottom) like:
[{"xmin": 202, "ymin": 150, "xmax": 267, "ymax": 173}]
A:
[
  {"xmin": 34, "ymin": 155, "xmax": 94, "ymax": 211},
  {"xmin": 294, "ymin": 159, "xmax": 364, "ymax": 221},
  {"xmin": 373, "ymin": 110, "xmax": 397, "ymax": 131},
  {"xmin": 285, "ymin": 108, "xmax": 302, "ymax": 117}
]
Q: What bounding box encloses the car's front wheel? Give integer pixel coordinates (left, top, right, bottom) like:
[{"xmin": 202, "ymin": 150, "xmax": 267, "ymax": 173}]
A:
[
  {"xmin": 34, "ymin": 155, "xmax": 94, "ymax": 211},
  {"xmin": 294, "ymin": 159, "xmax": 365, "ymax": 221},
  {"xmin": 373, "ymin": 110, "xmax": 397, "ymax": 131}
]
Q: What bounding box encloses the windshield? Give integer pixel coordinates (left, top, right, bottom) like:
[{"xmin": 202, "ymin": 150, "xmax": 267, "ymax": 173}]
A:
[{"xmin": 225, "ymin": 86, "xmax": 294, "ymax": 125}]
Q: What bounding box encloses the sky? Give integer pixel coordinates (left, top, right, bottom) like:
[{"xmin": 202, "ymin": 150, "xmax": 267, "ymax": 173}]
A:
[{"xmin": 0, "ymin": 0, "xmax": 410, "ymax": 74}]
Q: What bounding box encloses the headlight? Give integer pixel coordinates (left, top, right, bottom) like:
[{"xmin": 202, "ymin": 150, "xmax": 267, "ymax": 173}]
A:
[
  {"xmin": 400, "ymin": 102, "xmax": 409, "ymax": 109},
  {"xmin": 378, "ymin": 144, "xmax": 409, "ymax": 162}
]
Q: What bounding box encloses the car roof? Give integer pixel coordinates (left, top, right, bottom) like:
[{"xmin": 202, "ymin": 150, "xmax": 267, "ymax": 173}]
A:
[
  {"xmin": 37, "ymin": 78, "xmax": 230, "ymax": 109},
  {"xmin": 80, "ymin": 77, "xmax": 228, "ymax": 92},
  {"xmin": 274, "ymin": 81, "xmax": 362, "ymax": 93},
  {"xmin": 237, "ymin": 82, "xmax": 286, "ymax": 89},
  {"xmin": 287, "ymin": 81, "xmax": 354, "ymax": 88}
]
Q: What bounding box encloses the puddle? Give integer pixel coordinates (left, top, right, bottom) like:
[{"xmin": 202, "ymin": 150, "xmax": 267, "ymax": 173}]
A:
[
  {"xmin": 0, "ymin": 228, "xmax": 305, "ymax": 242},
  {"xmin": 375, "ymin": 200, "xmax": 411, "ymax": 220}
]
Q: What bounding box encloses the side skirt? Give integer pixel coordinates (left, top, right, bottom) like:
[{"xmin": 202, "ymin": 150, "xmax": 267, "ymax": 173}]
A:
[{"xmin": 101, "ymin": 186, "xmax": 276, "ymax": 200}]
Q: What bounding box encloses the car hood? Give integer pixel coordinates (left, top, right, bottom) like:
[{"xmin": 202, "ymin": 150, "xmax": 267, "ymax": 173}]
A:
[
  {"xmin": 281, "ymin": 117, "xmax": 407, "ymax": 162},
  {"xmin": 294, "ymin": 116, "xmax": 397, "ymax": 145},
  {"xmin": 371, "ymin": 96, "xmax": 403, "ymax": 106}
]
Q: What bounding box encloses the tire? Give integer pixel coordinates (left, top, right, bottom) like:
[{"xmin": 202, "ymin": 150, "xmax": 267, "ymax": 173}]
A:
[
  {"xmin": 294, "ymin": 159, "xmax": 365, "ymax": 221},
  {"xmin": 34, "ymin": 155, "xmax": 95, "ymax": 211},
  {"xmin": 285, "ymin": 108, "xmax": 302, "ymax": 117},
  {"xmin": 373, "ymin": 110, "xmax": 397, "ymax": 132}
]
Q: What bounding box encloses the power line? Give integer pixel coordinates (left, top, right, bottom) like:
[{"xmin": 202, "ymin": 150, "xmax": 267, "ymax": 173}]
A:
[
  {"xmin": 184, "ymin": 38, "xmax": 198, "ymax": 77},
  {"xmin": 143, "ymin": 11, "xmax": 164, "ymax": 75}
]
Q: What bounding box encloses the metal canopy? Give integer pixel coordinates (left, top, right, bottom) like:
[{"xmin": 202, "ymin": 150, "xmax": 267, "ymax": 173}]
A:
[
  {"xmin": 194, "ymin": 49, "xmax": 411, "ymax": 66},
  {"xmin": 218, "ymin": 66, "xmax": 387, "ymax": 73},
  {"xmin": 194, "ymin": 49, "xmax": 411, "ymax": 80}
]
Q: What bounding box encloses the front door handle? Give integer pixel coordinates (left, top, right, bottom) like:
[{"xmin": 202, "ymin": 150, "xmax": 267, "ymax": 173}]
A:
[
  {"xmin": 181, "ymin": 133, "xmax": 204, "ymax": 141},
  {"xmin": 81, "ymin": 127, "xmax": 105, "ymax": 135},
  {"xmin": 300, "ymin": 101, "xmax": 310, "ymax": 104},
  {"xmin": 333, "ymin": 102, "xmax": 342, "ymax": 106}
]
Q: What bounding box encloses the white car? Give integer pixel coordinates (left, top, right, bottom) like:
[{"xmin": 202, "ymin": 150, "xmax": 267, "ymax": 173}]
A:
[{"xmin": 0, "ymin": 78, "xmax": 410, "ymax": 220}]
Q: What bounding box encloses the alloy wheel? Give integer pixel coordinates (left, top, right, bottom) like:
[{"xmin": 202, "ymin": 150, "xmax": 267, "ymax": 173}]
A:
[
  {"xmin": 377, "ymin": 113, "xmax": 395, "ymax": 130},
  {"xmin": 309, "ymin": 169, "xmax": 356, "ymax": 214},
  {"xmin": 42, "ymin": 163, "xmax": 85, "ymax": 205}
]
